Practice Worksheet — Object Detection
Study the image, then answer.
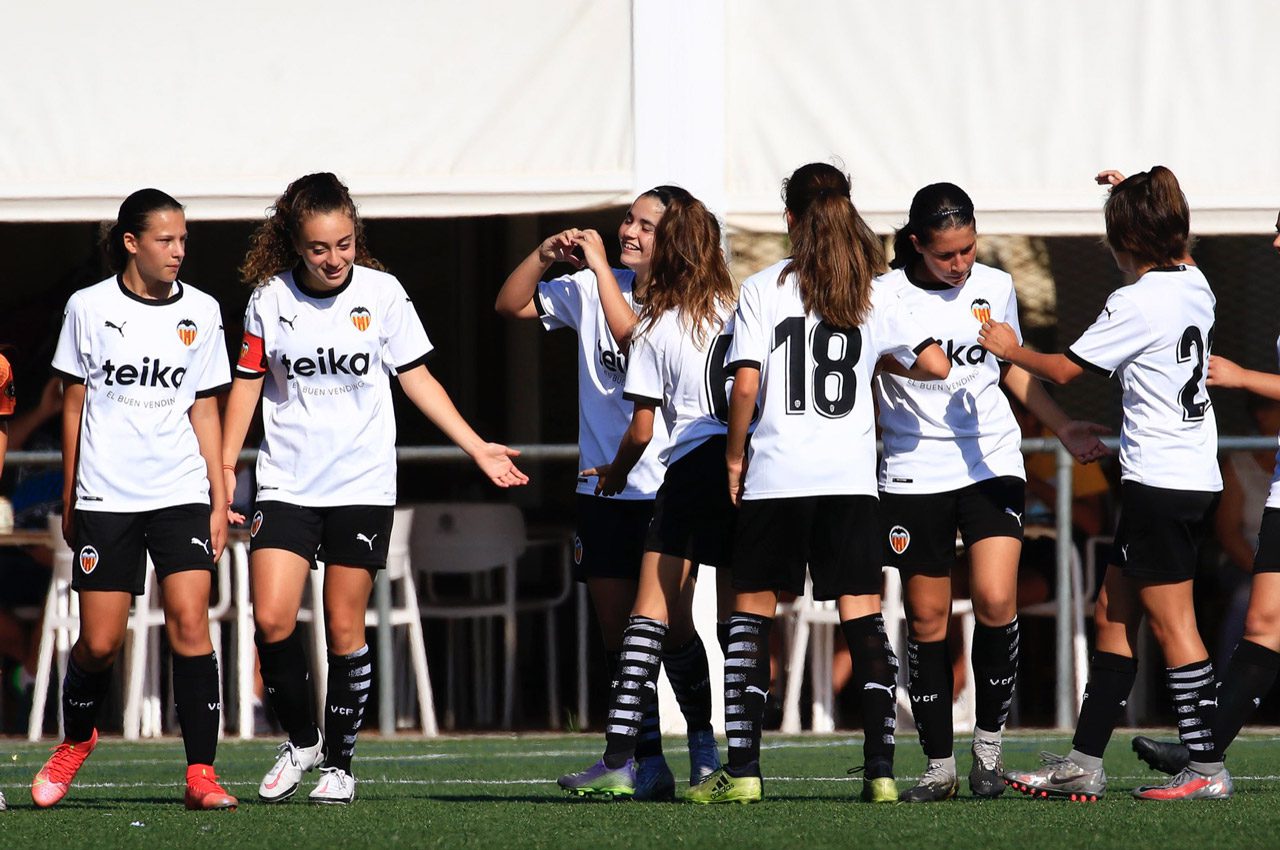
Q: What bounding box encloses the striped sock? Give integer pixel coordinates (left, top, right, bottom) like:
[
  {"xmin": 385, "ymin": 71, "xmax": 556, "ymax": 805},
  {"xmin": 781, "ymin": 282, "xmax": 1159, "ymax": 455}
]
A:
[
  {"xmin": 603, "ymin": 617, "xmax": 667, "ymax": 769},
  {"xmin": 324, "ymin": 645, "xmax": 372, "ymax": 773},
  {"xmin": 663, "ymin": 633, "xmax": 713, "ymax": 734},
  {"xmin": 724, "ymin": 613, "xmax": 771, "ymax": 777},
  {"xmin": 1167, "ymin": 658, "xmax": 1221, "ymax": 769}
]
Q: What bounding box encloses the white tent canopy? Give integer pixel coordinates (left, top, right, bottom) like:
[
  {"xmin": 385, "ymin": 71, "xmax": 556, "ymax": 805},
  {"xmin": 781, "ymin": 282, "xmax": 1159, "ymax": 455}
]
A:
[{"xmin": 1, "ymin": 0, "xmax": 1275, "ymax": 233}]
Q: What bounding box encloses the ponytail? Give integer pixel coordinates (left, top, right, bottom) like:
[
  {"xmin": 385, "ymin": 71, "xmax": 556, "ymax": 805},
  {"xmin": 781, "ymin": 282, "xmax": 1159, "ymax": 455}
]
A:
[
  {"xmin": 781, "ymin": 163, "xmax": 883, "ymax": 329},
  {"xmin": 102, "ymin": 189, "xmax": 184, "ymax": 273},
  {"xmin": 1103, "ymin": 165, "xmax": 1191, "ymax": 267},
  {"xmin": 890, "ymin": 183, "xmax": 976, "ymax": 270}
]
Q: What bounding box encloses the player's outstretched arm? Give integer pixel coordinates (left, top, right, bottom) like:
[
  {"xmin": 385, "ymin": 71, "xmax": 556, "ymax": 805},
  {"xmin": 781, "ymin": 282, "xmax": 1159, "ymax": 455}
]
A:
[
  {"xmin": 495, "ymin": 229, "xmax": 584, "ymax": 320},
  {"xmin": 190, "ymin": 395, "xmax": 228, "ymax": 562},
  {"xmin": 1003, "ymin": 364, "xmax": 1110, "ymax": 464},
  {"xmin": 978, "ymin": 321, "xmax": 1083, "ymax": 385},
  {"xmin": 60, "ymin": 381, "xmax": 86, "ymax": 548},
  {"xmin": 573, "ymin": 228, "xmax": 638, "ymax": 348},
  {"xmin": 221, "ymin": 377, "xmax": 264, "ymax": 526},
  {"xmin": 1208, "ymin": 355, "xmax": 1280, "ymax": 401},
  {"xmin": 396, "ymin": 364, "xmax": 528, "ymax": 488},
  {"xmin": 583, "ymin": 402, "xmax": 654, "ymax": 497}
]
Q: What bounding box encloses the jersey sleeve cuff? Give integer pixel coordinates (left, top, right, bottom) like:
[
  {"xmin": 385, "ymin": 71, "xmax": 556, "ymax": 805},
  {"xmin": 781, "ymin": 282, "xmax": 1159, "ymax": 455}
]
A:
[
  {"xmin": 234, "ymin": 367, "xmax": 267, "ymax": 380},
  {"xmin": 195, "ymin": 382, "xmax": 232, "ymax": 399},
  {"xmin": 534, "ymin": 289, "xmax": 550, "ymax": 318},
  {"xmin": 52, "ymin": 367, "xmax": 85, "ymax": 385},
  {"xmin": 394, "ymin": 351, "xmax": 433, "ymax": 373},
  {"xmin": 623, "ymin": 391, "xmax": 663, "ymax": 407},
  {"xmin": 1065, "ymin": 348, "xmax": 1112, "ymax": 377},
  {"xmin": 725, "ymin": 359, "xmax": 761, "ymax": 372}
]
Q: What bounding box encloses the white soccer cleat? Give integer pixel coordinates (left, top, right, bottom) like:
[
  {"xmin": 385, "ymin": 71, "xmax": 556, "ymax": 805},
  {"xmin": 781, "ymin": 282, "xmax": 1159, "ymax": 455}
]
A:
[
  {"xmin": 309, "ymin": 766, "xmax": 356, "ymax": 805},
  {"xmin": 259, "ymin": 735, "xmax": 325, "ymax": 803}
]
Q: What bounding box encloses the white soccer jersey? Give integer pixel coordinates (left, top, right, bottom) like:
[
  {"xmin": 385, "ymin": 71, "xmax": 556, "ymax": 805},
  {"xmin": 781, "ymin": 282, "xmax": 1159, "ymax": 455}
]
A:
[
  {"xmin": 52, "ymin": 276, "xmax": 231, "ymax": 512},
  {"xmin": 236, "ymin": 265, "xmax": 432, "ymax": 507},
  {"xmin": 1067, "ymin": 264, "xmax": 1221, "ymax": 491},
  {"xmin": 727, "ymin": 261, "xmax": 932, "ymax": 499},
  {"xmin": 535, "ymin": 268, "xmax": 668, "ymax": 499},
  {"xmin": 623, "ymin": 302, "xmax": 738, "ymax": 466},
  {"xmin": 874, "ymin": 263, "xmax": 1027, "ymax": 494}
]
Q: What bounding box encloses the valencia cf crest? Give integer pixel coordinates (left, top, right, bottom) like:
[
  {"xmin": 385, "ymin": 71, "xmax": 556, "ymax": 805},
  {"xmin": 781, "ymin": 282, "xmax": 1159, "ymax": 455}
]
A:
[
  {"xmin": 888, "ymin": 525, "xmax": 911, "ymax": 556},
  {"xmin": 177, "ymin": 318, "xmax": 198, "ymax": 346},
  {"xmin": 79, "ymin": 545, "xmax": 100, "ymax": 574},
  {"xmin": 251, "ymin": 510, "xmax": 264, "ymax": 538},
  {"xmin": 350, "ymin": 307, "xmax": 372, "ymax": 332},
  {"xmin": 970, "ymin": 299, "xmax": 992, "ymax": 324},
  {"xmin": 239, "ymin": 339, "xmax": 250, "ymax": 360},
  {"xmin": 573, "ymin": 535, "xmax": 583, "ymax": 565}
]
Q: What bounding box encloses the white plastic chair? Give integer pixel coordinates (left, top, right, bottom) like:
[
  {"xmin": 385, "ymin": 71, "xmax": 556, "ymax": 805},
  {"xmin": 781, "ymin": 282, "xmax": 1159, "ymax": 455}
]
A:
[{"xmin": 410, "ymin": 503, "xmax": 524, "ymax": 729}]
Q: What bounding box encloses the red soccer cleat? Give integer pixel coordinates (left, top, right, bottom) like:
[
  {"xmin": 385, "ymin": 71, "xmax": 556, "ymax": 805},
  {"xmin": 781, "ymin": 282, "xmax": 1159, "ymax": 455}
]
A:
[{"xmin": 31, "ymin": 728, "xmax": 99, "ymax": 808}]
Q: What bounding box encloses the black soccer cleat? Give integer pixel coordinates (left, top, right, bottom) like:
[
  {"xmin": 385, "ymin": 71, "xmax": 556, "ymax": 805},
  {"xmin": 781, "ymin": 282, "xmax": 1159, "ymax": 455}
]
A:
[{"xmin": 1131, "ymin": 736, "xmax": 1191, "ymax": 777}]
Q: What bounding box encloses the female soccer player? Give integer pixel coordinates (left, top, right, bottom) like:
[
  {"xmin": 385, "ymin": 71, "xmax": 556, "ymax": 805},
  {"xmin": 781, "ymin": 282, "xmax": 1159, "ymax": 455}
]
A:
[
  {"xmin": 983, "ymin": 167, "xmax": 1228, "ymax": 801},
  {"xmin": 223, "ymin": 172, "xmax": 527, "ymax": 805},
  {"xmin": 1131, "ymin": 206, "xmax": 1280, "ymax": 779},
  {"xmin": 703, "ymin": 162, "xmax": 949, "ymax": 804},
  {"xmin": 557, "ymin": 188, "xmax": 737, "ymax": 800},
  {"xmin": 875, "ymin": 183, "xmax": 1108, "ymax": 802},
  {"xmin": 495, "ymin": 189, "xmax": 721, "ymax": 800},
  {"xmin": 35, "ymin": 189, "xmax": 236, "ymax": 810}
]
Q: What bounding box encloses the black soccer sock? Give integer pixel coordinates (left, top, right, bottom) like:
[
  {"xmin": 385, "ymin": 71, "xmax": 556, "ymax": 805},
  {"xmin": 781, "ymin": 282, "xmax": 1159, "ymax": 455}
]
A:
[
  {"xmin": 603, "ymin": 616, "xmax": 667, "ymax": 769},
  {"xmin": 663, "ymin": 633, "xmax": 714, "ymax": 735},
  {"xmin": 1071, "ymin": 651, "xmax": 1137, "ymax": 758},
  {"xmin": 716, "ymin": 621, "xmax": 730, "ymax": 658},
  {"xmin": 1215, "ymin": 639, "xmax": 1280, "ymax": 749},
  {"xmin": 323, "ymin": 645, "xmax": 372, "ymax": 773},
  {"xmin": 841, "ymin": 614, "xmax": 898, "ymax": 779},
  {"xmin": 256, "ymin": 628, "xmax": 320, "ymax": 747},
  {"xmin": 724, "ymin": 613, "xmax": 771, "ymax": 777},
  {"xmin": 972, "ymin": 617, "xmax": 1019, "ymax": 734},
  {"xmin": 1167, "ymin": 658, "xmax": 1221, "ymax": 767},
  {"xmin": 172, "ymin": 652, "xmax": 221, "ymax": 766},
  {"xmin": 906, "ymin": 638, "xmax": 953, "ymax": 759},
  {"xmin": 62, "ymin": 655, "xmax": 111, "ymax": 743}
]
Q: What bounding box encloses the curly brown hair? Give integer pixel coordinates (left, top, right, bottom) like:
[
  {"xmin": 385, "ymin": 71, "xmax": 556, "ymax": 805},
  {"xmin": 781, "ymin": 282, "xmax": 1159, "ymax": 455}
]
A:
[
  {"xmin": 634, "ymin": 188, "xmax": 735, "ymax": 347},
  {"xmin": 240, "ymin": 172, "xmax": 384, "ymax": 285}
]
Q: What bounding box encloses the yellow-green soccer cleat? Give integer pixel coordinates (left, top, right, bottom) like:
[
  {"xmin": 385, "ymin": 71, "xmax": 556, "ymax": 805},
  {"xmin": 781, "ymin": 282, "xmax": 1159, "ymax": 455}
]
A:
[
  {"xmin": 861, "ymin": 776, "xmax": 899, "ymax": 803},
  {"xmin": 558, "ymin": 758, "xmax": 636, "ymax": 800},
  {"xmin": 685, "ymin": 768, "xmax": 762, "ymax": 804}
]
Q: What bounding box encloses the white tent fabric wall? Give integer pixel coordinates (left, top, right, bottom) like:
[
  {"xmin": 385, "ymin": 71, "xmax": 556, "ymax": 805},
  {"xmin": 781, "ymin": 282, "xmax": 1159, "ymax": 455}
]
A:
[
  {"xmin": 0, "ymin": 0, "xmax": 635, "ymax": 221},
  {"xmin": 724, "ymin": 0, "xmax": 1279, "ymax": 235}
]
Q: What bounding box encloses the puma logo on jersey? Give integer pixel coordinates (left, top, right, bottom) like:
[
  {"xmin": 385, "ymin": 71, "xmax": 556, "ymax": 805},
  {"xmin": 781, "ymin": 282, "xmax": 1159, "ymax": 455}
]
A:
[
  {"xmin": 281, "ymin": 348, "xmax": 371, "ymax": 379},
  {"xmin": 280, "ymin": 315, "xmax": 297, "ymax": 330},
  {"xmin": 863, "ymin": 682, "xmax": 895, "ymax": 695},
  {"xmin": 1004, "ymin": 507, "xmax": 1023, "ymax": 527},
  {"xmin": 1103, "ymin": 306, "xmax": 1115, "ymax": 319},
  {"xmin": 356, "ymin": 533, "xmax": 379, "ymax": 550},
  {"xmin": 888, "ymin": 525, "xmax": 910, "ymax": 555},
  {"xmin": 102, "ymin": 357, "xmax": 187, "ymax": 388},
  {"xmin": 176, "ymin": 318, "xmax": 198, "ymax": 346},
  {"xmin": 105, "ymin": 320, "xmax": 127, "ymax": 336},
  {"xmin": 191, "ymin": 537, "xmax": 211, "ymax": 554},
  {"xmin": 943, "ymin": 339, "xmax": 990, "ymax": 366}
]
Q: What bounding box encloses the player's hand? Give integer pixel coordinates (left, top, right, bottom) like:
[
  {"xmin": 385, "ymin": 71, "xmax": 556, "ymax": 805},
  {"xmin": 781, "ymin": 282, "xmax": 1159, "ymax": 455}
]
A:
[
  {"xmin": 727, "ymin": 455, "xmax": 747, "ymax": 507},
  {"xmin": 977, "ymin": 321, "xmax": 1019, "ymax": 359},
  {"xmin": 475, "ymin": 443, "xmax": 529, "ymax": 488},
  {"xmin": 581, "ymin": 463, "xmax": 625, "ymax": 497},
  {"xmin": 209, "ymin": 508, "xmax": 228, "ymax": 563},
  {"xmin": 1056, "ymin": 419, "xmax": 1112, "ymax": 464},
  {"xmin": 1095, "ymin": 170, "xmax": 1126, "ymax": 187},
  {"xmin": 572, "ymin": 229, "xmax": 610, "ymax": 272},
  {"xmin": 1207, "ymin": 355, "xmax": 1244, "ymax": 388},
  {"xmin": 537, "ymin": 229, "xmax": 586, "ymax": 269}
]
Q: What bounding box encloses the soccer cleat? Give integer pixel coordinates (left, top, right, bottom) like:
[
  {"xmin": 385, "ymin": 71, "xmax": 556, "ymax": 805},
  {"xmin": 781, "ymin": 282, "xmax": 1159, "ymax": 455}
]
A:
[
  {"xmin": 899, "ymin": 760, "xmax": 958, "ymax": 803},
  {"xmin": 185, "ymin": 764, "xmax": 238, "ymax": 810},
  {"xmin": 259, "ymin": 734, "xmax": 325, "ymax": 802},
  {"xmin": 31, "ymin": 728, "xmax": 98, "ymax": 808},
  {"xmin": 969, "ymin": 736, "xmax": 1006, "ymax": 798},
  {"xmin": 1003, "ymin": 752, "xmax": 1105, "ymax": 801},
  {"xmin": 634, "ymin": 756, "xmax": 676, "ymax": 802},
  {"xmin": 1131, "ymin": 735, "xmax": 1190, "ymax": 777},
  {"xmin": 861, "ymin": 776, "xmax": 899, "ymax": 803},
  {"xmin": 558, "ymin": 758, "xmax": 635, "ymax": 800},
  {"xmin": 688, "ymin": 728, "xmax": 722, "ymax": 785},
  {"xmin": 309, "ymin": 766, "xmax": 356, "ymax": 805},
  {"xmin": 1132, "ymin": 766, "xmax": 1233, "ymax": 801},
  {"xmin": 685, "ymin": 768, "xmax": 762, "ymax": 804}
]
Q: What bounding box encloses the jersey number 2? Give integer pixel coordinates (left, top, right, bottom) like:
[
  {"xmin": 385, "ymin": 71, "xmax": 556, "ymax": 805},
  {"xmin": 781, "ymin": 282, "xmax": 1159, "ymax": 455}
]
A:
[
  {"xmin": 773, "ymin": 317, "xmax": 861, "ymax": 418},
  {"xmin": 1176, "ymin": 324, "xmax": 1213, "ymax": 422}
]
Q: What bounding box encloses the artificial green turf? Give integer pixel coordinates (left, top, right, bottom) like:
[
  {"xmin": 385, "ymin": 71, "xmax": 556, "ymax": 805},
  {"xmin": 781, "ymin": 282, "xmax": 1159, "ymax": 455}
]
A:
[{"xmin": 1, "ymin": 732, "xmax": 1278, "ymax": 848}]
